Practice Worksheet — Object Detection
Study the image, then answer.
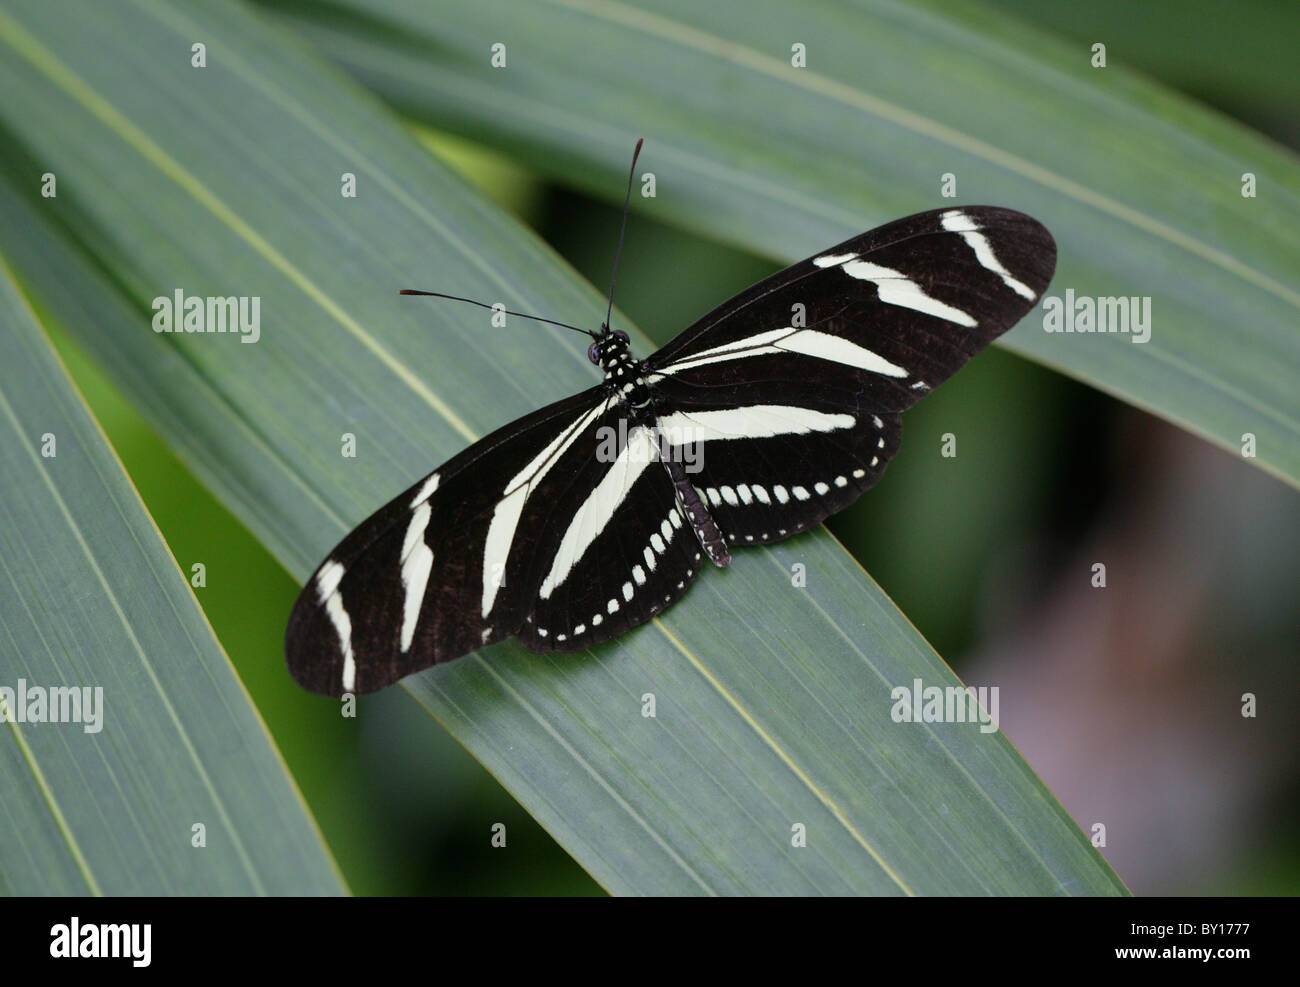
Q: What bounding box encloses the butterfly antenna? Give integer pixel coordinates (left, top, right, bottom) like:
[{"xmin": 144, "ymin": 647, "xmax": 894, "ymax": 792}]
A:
[
  {"xmin": 398, "ymin": 290, "xmax": 598, "ymax": 339},
  {"xmin": 603, "ymin": 137, "xmax": 643, "ymax": 334}
]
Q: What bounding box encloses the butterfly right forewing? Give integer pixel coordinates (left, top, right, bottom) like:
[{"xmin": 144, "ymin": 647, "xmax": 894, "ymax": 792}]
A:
[{"xmin": 648, "ymin": 207, "xmax": 1055, "ymax": 410}]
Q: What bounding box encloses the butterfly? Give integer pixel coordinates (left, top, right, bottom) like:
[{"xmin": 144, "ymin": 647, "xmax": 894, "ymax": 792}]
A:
[{"xmin": 286, "ymin": 145, "xmax": 1056, "ymax": 697}]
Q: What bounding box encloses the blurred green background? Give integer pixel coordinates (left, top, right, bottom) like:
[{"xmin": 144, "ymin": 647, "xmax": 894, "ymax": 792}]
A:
[{"xmin": 37, "ymin": 0, "xmax": 1300, "ymax": 895}]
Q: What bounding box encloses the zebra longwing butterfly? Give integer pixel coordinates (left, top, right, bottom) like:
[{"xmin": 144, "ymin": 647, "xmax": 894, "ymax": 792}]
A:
[{"xmin": 286, "ymin": 150, "xmax": 1056, "ymax": 697}]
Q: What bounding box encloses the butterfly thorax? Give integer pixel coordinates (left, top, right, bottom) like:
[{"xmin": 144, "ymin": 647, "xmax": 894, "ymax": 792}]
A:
[
  {"xmin": 595, "ymin": 329, "xmax": 728, "ymax": 567},
  {"xmin": 598, "ymin": 333, "xmax": 653, "ymax": 411}
]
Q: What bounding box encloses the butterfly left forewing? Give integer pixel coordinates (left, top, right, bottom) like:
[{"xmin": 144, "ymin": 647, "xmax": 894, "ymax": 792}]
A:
[{"xmin": 285, "ymin": 387, "xmax": 616, "ymax": 695}]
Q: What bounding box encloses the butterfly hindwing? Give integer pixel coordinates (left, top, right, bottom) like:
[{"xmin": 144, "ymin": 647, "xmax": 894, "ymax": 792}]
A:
[
  {"xmin": 516, "ymin": 423, "xmax": 705, "ymax": 650},
  {"xmin": 659, "ymin": 404, "xmax": 903, "ymax": 545}
]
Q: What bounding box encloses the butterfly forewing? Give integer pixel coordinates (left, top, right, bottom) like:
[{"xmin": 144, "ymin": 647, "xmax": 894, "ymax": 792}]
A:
[
  {"xmin": 649, "ymin": 206, "xmax": 1055, "ymax": 410},
  {"xmin": 286, "ymin": 387, "xmax": 616, "ymax": 695},
  {"xmin": 286, "ymin": 205, "xmax": 1056, "ymax": 694}
]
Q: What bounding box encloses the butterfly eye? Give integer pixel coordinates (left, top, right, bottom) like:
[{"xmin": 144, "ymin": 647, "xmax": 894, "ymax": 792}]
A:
[
  {"xmin": 587, "ymin": 340, "xmax": 602, "ymax": 364},
  {"xmin": 613, "ymin": 330, "xmax": 630, "ymax": 344}
]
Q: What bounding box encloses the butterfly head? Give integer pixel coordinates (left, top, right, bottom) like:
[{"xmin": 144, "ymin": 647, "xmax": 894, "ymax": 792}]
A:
[{"xmin": 588, "ymin": 328, "xmax": 630, "ymax": 367}]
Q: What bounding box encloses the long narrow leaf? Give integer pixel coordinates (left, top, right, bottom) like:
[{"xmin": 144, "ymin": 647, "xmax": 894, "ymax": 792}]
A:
[{"xmin": 0, "ymin": 257, "xmax": 343, "ymax": 895}]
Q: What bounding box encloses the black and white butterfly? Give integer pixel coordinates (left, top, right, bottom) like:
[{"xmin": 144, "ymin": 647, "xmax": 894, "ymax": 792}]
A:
[{"xmin": 286, "ymin": 167, "xmax": 1055, "ymax": 696}]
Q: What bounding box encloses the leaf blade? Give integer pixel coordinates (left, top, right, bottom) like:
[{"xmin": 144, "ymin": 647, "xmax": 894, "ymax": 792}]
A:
[{"xmin": 0, "ymin": 255, "xmax": 344, "ymax": 895}]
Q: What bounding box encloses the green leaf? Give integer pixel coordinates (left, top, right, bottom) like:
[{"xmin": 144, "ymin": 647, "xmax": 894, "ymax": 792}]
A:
[
  {"xmin": 270, "ymin": 0, "xmax": 1300, "ymax": 488},
  {"xmin": 0, "ymin": 257, "xmax": 343, "ymax": 895},
  {"xmin": 0, "ymin": 0, "xmax": 1123, "ymax": 894}
]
